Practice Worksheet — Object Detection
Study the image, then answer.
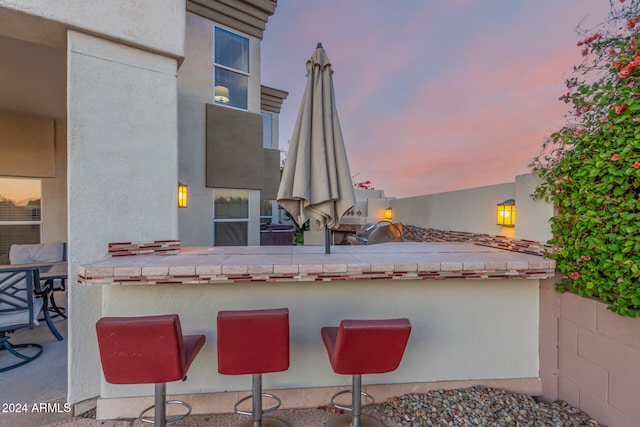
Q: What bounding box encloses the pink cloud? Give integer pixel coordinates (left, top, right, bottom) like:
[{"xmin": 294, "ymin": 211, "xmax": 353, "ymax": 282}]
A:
[{"xmin": 263, "ymin": 0, "xmax": 612, "ymax": 198}]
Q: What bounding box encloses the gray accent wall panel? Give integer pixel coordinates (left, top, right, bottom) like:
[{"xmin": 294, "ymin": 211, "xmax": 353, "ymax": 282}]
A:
[{"xmin": 206, "ymin": 103, "xmax": 263, "ymax": 190}]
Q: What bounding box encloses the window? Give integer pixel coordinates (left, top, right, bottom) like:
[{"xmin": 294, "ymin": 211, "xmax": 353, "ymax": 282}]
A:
[
  {"xmin": 262, "ymin": 112, "xmax": 273, "ymax": 148},
  {"xmin": 260, "ymin": 199, "xmax": 275, "ymax": 224},
  {"xmin": 214, "ymin": 27, "xmax": 249, "ymax": 110},
  {"xmin": 0, "ymin": 178, "xmax": 41, "ymax": 264},
  {"xmin": 213, "ymin": 189, "xmax": 249, "ymax": 246}
]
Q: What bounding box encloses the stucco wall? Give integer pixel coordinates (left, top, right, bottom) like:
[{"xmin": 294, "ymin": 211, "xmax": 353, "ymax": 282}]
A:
[
  {"xmin": 177, "ymin": 13, "xmax": 215, "ymax": 247},
  {"xmin": 391, "ymin": 173, "xmax": 553, "ymax": 242},
  {"xmin": 540, "ymin": 279, "xmax": 640, "ymax": 427},
  {"xmin": 177, "ymin": 12, "xmax": 263, "ymax": 247},
  {"xmin": 67, "ymin": 31, "xmax": 179, "ymax": 404},
  {"xmin": 0, "ymin": 0, "xmax": 186, "ymax": 56},
  {"xmin": 99, "ymin": 278, "xmax": 540, "ymax": 397}
]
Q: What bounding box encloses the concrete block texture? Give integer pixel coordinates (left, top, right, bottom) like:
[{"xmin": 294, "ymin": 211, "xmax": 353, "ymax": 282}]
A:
[
  {"xmin": 558, "ymin": 378, "xmax": 579, "ymax": 407},
  {"xmin": 578, "ymin": 328, "xmax": 640, "ymax": 386},
  {"xmin": 596, "ymin": 303, "xmax": 640, "ymax": 351},
  {"xmin": 608, "ymin": 374, "xmax": 640, "ymax": 423},
  {"xmin": 550, "ymin": 287, "xmax": 640, "ymax": 427},
  {"xmin": 579, "ymin": 389, "xmax": 639, "ymax": 427},
  {"xmin": 558, "ymin": 342, "xmax": 608, "ymax": 401},
  {"xmin": 560, "ymin": 291, "xmax": 597, "ymax": 331}
]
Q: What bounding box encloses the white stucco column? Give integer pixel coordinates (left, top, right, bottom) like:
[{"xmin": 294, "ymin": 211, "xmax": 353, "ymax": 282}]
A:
[{"xmin": 66, "ymin": 30, "xmax": 179, "ymax": 404}]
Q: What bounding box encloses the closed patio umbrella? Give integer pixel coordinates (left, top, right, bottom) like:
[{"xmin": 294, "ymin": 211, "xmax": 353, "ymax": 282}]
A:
[{"xmin": 277, "ymin": 43, "xmax": 355, "ymax": 254}]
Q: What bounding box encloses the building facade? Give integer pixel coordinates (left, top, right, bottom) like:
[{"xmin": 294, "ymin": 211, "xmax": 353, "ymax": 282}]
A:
[
  {"xmin": 178, "ymin": 2, "xmax": 287, "ymax": 247},
  {"xmin": 0, "ymin": 0, "xmax": 281, "ymax": 408}
]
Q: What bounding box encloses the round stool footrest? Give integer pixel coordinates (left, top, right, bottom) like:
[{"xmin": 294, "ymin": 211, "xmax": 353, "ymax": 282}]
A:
[
  {"xmin": 330, "ymin": 389, "xmax": 376, "ymax": 412},
  {"xmin": 139, "ymin": 400, "xmax": 192, "ymax": 424},
  {"xmin": 234, "ymin": 393, "xmax": 282, "ymax": 416}
]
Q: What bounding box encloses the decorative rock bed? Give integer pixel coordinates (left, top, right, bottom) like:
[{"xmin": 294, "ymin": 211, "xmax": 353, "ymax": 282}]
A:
[{"xmin": 369, "ymin": 386, "xmax": 601, "ymax": 426}]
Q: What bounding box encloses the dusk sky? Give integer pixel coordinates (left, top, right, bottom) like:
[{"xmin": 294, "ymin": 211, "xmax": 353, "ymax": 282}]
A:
[{"xmin": 261, "ymin": 1, "xmax": 610, "ymax": 198}]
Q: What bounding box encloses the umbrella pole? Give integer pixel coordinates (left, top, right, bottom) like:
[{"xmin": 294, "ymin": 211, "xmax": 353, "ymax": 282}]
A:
[{"xmin": 325, "ymin": 228, "xmax": 331, "ymax": 254}]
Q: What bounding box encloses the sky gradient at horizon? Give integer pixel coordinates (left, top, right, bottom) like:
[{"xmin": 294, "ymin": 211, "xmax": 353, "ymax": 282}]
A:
[{"xmin": 261, "ymin": 1, "xmax": 610, "ymax": 198}]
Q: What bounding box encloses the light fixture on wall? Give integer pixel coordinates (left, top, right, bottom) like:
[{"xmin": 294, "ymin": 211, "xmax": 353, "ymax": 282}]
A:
[
  {"xmin": 214, "ymin": 85, "xmax": 230, "ymax": 103},
  {"xmin": 496, "ymin": 199, "xmax": 515, "ymax": 226},
  {"xmin": 383, "ymin": 207, "xmax": 393, "ymax": 221},
  {"xmin": 178, "ymin": 182, "xmax": 188, "ymax": 208}
]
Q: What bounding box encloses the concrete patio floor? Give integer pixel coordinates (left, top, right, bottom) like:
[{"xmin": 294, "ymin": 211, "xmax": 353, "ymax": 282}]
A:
[{"xmin": 0, "ymin": 293, "xmax": 70, "ymax": 427}]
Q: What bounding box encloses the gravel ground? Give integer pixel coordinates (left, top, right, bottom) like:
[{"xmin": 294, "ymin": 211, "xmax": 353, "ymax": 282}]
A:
[
  {"xmin": 370, "ymin": 386, "xmax": 602, "ymax": 427},
  {"xmin": 47, "ymin": 386, "xmax": 602, "ymax": 427}
]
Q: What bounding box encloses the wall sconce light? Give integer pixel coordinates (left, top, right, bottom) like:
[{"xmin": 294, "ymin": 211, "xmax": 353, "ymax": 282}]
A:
[
  {"xmin": 383, "ymin": 207, "xmax": 393, "ymax": 221},
  {"xmin": 178, "ymin": 182, "xmax": 188, "ymax": 208},
  {"xmin": 496, "ymin": 199, "xmax": 515, "ymax": 226},
  {"xmin": 214, "ymin": 85, "xmax": 230, "ymax": 103}
]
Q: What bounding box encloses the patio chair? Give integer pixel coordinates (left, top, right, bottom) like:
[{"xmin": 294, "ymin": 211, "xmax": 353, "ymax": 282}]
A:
[
  {"xmin": 9, "ymin": 242, "xmax": 67, "ymax": 318},
  {"xmin": 217, "ymin": 307, "xmax": 290, "ymax": 427},
  {"xmin": 0, "ymin": 267, "xmax": 44, "ymax": 372},
  {"xmin": 96, "ymin": 314, "xmax": 206, "ymax": 427},
  {"xmin": 321, "ymin": 318, "xmax": 412, "ymax": 427}
]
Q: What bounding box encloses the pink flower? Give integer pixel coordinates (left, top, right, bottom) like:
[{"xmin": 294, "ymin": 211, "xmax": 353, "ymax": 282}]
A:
[
  {"xmin": 633, "ymin": 162, "xmax": 640, "ymax": 168},
  {"xmin": 614, "ymin": 104, "xmax": 628, "ymax": 114},
  {"xmin": 620, "ymin": 68, "xmax": 631, "ymax": 78},
  {"xmin": 617, "ymin": 278, "xmax": 624, "ymax": 283},
  {"xmin": 570, "ymin": 272, "xmax": 581, "ymax": 280},
  {"xmin": 612, "ymin": 154, "xmax": 621, "ymax": 161},
  {"xmin": 599, "ymin": 116, "xmax": 609, "ymax": 123}
]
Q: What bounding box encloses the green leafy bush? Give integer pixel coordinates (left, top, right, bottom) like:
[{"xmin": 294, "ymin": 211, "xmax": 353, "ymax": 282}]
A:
[{"xmin": 531, "ymin": 1, "xmax": 640, "ymax": 317}]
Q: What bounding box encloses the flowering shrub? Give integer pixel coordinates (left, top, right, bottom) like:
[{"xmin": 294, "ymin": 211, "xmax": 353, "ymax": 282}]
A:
[
  {"xmin": 352, "ymin": 176, "xmax": 375, "ymax": 190},
  {"xmin": 531, "ymin": 0, "xmax": 640, "ymax": 317}
]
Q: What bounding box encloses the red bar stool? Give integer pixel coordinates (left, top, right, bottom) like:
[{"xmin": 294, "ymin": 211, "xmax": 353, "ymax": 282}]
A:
[
  {"xmin": 217, "ymin": 308, "xmax": 290, "ymax": 427},
  {"xmin": 96, "ymin": 314, "xmax": 206, "ymax": 427},
  {"xmin": 321, "ymin": 318, "xmax": 412, "ymax": 427}
]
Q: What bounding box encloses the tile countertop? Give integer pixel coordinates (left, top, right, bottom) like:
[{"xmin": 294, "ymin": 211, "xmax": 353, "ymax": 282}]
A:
[{"xmin": 78, "ymin": 242, "xmax": 556, "ymax": 286}]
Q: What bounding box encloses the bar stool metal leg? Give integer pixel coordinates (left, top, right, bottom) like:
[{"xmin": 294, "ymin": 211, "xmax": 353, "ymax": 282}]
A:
[
  {"xmin": 233, "ymin": 373, "xmax": 289, "ymax": 427},
  {"xmin": 351, "ymin": 375, "xmax": 362, "ymax": 427},
  {"xmin": 137, "ymin": 382, "xmax": 193, "ymax": 427},
  {"xmin": 252, "ymin": 373, "xmax": 262, "ymax": 427},
  {"xmin": 155, "ymin": 383, "xmax": 166, "ymax": 427},
  {"xmin": 324, "ymin": 374, "xmax": 384, "ymax": 427}
]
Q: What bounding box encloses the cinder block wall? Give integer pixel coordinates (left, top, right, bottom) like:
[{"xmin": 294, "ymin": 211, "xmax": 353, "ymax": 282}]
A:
[{"xmin": 540, "ymin": 279, "xmax": 640, "ymax": 427}]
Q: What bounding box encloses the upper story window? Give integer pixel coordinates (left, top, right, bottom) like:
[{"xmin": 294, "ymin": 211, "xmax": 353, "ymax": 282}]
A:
[{"xmin": 214, "ymin": 27, "xmax": 249, "ymax": 110}]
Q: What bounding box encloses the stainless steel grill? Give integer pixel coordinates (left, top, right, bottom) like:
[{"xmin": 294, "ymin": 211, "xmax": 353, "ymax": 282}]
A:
[{"xmin": 348, "ymin": 221, "xmax": 403, "ymax": 245}]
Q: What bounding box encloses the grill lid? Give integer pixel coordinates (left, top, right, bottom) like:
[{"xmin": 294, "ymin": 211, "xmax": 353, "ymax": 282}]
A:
[{"xmin": 349, "ymin": 221, "xmax": 403, "ymax": 245}]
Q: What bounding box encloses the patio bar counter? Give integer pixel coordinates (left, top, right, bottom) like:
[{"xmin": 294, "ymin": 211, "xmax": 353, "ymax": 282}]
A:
[{"xmin": 79, "ymin": 242, "xmax": 555, "ymax": 419}]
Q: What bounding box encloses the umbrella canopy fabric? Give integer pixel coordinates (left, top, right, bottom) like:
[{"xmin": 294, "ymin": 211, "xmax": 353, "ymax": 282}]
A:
[{"xmin": 277, "ymin": 44, "xmax": 355, "ymax": 232}]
